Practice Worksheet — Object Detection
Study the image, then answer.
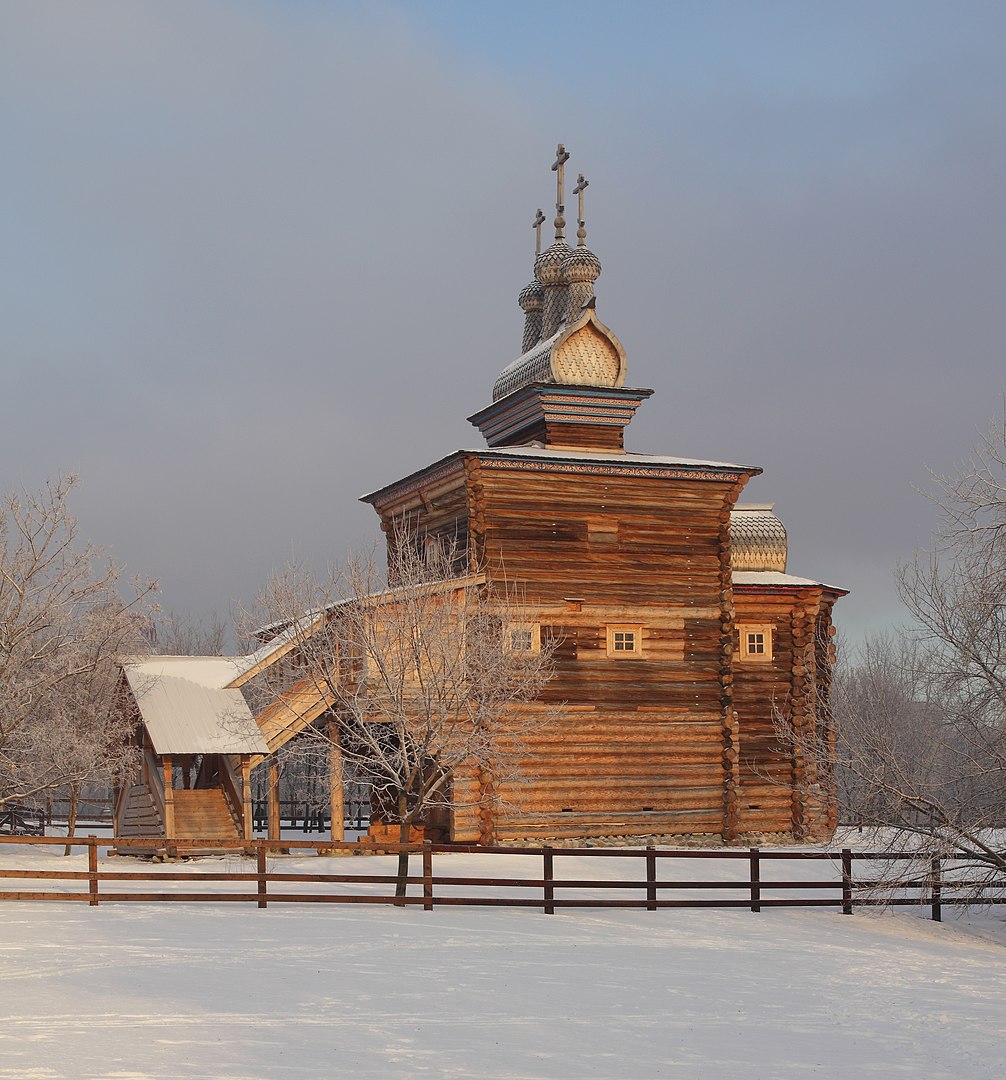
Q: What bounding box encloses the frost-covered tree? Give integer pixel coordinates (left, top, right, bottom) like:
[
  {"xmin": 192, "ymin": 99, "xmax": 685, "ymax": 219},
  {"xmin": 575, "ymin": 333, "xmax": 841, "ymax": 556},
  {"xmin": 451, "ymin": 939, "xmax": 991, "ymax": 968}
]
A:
[
  {"xmin": 810, "ymin": 407, "xmax": 1006, "ymax": 893},
  {"xmin": 0, "ymin": 477, "xmax": 155, "ymax": 813},
  {"xmin": 249, "ymin": 535, "xmax": 557, "ymax": 897}
]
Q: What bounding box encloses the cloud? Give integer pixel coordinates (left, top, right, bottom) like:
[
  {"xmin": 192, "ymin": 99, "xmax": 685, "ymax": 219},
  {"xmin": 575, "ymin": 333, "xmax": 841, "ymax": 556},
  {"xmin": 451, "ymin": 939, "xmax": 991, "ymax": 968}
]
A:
[{"xmin": 2, "ymin": 1, "xmax": 1004, "ymax": 640}]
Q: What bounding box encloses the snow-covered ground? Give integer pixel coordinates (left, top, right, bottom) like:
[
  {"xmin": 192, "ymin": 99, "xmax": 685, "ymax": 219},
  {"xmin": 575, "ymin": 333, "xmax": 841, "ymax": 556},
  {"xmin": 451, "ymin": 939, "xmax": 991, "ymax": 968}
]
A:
[{"xmin": 1, "ymin": 839, "xmax": 1004, "ymax": 1080}]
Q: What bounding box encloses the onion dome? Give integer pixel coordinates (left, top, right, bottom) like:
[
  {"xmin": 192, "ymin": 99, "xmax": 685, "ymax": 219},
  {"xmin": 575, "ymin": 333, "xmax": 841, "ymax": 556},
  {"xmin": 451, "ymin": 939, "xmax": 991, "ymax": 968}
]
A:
[
  {"xmin": 535, "ymin": 240, "xmax": 572, "ymax": 285},
  {"xmin": 730, "ymin": 505, "xmax": 788, "ymax": 572},
  {"xmin": 518, "ymin": 279, "xmax": 544, "ymax": 313},
  {"xmin": 562, "ymin": 245, "xmax": 601, "ymax": 285}
]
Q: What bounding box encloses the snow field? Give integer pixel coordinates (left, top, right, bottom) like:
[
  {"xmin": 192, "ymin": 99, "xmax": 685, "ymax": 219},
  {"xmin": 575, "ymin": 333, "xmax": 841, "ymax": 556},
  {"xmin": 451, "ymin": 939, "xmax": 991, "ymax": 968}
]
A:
[{"xmin": 0, "ymin": 840, "xmax": 1004, "ymax": 1079}]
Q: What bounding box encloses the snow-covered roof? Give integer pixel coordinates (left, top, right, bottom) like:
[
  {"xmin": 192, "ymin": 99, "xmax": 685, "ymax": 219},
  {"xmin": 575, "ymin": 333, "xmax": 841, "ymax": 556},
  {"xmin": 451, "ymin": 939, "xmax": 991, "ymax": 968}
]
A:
[
  {"xmin": 474, "ymin": 445, "xmax": 755, "ymax": 470},
  {"xmin": 732, "ymin": 571, "xmax": 848, "ymax": 594},
  {"xmin": 227, "ymin": 611, "xmax": 329, "ymax": 687},
  {"xmin": 361, "ymin": 445, "xmax": 758, "ymax": 504},
  {"xmin": 122, "ymin": 656, "xmax": 269, "ymax": 756}
]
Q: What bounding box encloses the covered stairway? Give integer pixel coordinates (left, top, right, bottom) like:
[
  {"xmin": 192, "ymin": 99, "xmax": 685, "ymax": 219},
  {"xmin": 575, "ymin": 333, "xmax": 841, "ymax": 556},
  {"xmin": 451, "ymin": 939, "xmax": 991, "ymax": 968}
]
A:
[{"xmin": 118, "ymin": 656, "xmax": 270, "ymax": 849}]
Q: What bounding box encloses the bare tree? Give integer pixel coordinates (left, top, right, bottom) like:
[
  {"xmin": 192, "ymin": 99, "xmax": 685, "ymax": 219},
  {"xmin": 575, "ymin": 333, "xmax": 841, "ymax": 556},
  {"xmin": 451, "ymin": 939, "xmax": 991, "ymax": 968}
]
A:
[
  {"xmin": 248, "ymin": 537, "xmax": 557, "ymax": 896},
  {"xmin": 796, "ymin": 407, "xmax": 1006, "ymax": 896},
  {"xmin": 151, "ymin": 610, "xmax": 228, "ymax": 656},
  {"xmin": 0, "ymin": 477, "xmax": 156, "ymax": 820},
  {"xmin": 820, "ymin": 633, "xmax": 1006, "ymax": 898},
  {"xmin": 898, "ymin": 400, "xmax": 1006, "ymax": 738}
]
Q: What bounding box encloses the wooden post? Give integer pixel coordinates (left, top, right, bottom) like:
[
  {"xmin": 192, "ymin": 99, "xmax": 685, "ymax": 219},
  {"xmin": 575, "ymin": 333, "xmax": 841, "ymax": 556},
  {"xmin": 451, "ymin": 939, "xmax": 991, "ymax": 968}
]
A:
[
  {"xmin": 749, "ymin": 847, "xmax": 761, "ymax": 912},
  {"xmin": 257, "ymin": 842, "xmax": 268, "ymax": 909},
  {"xmin": 268, "ymin": 758, "xmax": 280, "ymax": 842},
  {"xmin": 931, "ymin": 856, "xmax": 942, "ymax": 922},
  {"xmin": 422, "ymin": 841, "xmax": 434, "ymax": 911},
  {"xmin": 543, "ymin": 846, "xmax": 555, "ymax": 915},
  {"xmin": 841, "ymin": 848, "xmax": 854, "ymax": 915},
  {"xmin": 328, "ymin": 718, "xmax": 344, "ymax": 842},
  {"xmin": 646, "ymin": 846, "xmax": 657, "ymax": 911},
  {"xmin": 241, "ymin": 756, "xmax": 253, "ymax": 842},
  {"xmin": 162, "ymin": 756, "xmax": 175, "ymax": 841},
  {"xmin": 88, "ymin": 835, "xmax": 99, "ymax": 906}
]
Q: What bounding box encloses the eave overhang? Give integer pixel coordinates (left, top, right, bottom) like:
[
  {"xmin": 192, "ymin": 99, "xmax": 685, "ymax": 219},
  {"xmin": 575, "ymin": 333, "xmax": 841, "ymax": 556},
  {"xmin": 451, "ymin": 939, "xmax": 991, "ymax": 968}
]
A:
[{"xmin": 361, "ymin": 446, "xmax": 761, "ymax": 512}]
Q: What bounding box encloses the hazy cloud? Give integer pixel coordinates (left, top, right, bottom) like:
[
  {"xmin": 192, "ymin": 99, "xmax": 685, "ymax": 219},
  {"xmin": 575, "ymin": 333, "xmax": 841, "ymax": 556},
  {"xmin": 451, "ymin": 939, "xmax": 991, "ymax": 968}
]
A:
[{"xmin": 2, "ymin": 0, "xmax": 1004, "ymax": 640}]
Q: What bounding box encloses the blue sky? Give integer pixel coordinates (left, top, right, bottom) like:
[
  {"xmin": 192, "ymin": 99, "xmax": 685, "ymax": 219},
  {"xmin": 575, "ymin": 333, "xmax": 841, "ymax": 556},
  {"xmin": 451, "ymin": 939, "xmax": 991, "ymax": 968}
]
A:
[{"xmin": 2, "ymin": 0, "xmax": 1005, "ymax": 640}]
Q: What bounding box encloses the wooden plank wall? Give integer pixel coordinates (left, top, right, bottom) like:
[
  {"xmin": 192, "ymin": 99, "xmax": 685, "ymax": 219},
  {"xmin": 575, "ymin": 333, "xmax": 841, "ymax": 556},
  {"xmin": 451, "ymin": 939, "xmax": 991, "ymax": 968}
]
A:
[
  {"xmin": 460, "ymin": 463, "xmax": 743, "ymax": 842},
  {"xmin": 732, "ymin": 590, "xmax": 839, "ymax": 841},
  {"xmin": 373, "ymin": 454, "xmax": 839, "ymax": 846}
]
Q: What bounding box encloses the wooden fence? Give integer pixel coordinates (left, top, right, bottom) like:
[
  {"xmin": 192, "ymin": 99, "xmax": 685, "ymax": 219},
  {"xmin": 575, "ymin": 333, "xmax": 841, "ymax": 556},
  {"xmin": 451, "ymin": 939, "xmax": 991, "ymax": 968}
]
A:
[
  {"xmin": 1, "ymin": 836, "xmax": 1004, "ymax": 918},
  {"xmin": 2, "ymin": 799, "xmax": 371, "ymax": 836}
]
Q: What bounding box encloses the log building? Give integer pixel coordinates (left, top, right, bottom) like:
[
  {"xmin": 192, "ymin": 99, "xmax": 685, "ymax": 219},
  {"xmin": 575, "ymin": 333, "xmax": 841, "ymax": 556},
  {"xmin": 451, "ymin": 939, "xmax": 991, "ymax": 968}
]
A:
[
  {"xmin": 360, "ymin": 146, "xmax": 847, "ymax": 844},
  {"xmin": 113, "ymin": 145, "xmax": 846, "ymax": 850}
]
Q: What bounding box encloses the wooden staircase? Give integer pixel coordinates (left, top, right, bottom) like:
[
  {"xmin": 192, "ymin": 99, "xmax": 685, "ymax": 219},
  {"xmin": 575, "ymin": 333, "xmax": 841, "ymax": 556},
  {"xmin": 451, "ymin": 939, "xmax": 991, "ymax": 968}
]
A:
[
  {"xmin": 250, "ymin": 676, "xmax": 336, "ymax": 768},
  {"xmin": 171, "ymin": 788, "xmax": 241, "ymax": 840},
  {"xmin": 118, "ymin": 783, "xmax": 163, "ymax": 837}
]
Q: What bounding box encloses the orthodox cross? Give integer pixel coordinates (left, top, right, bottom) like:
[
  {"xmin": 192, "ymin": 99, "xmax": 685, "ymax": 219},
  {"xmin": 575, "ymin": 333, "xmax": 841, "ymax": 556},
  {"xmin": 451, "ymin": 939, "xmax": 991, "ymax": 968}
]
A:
[
  {"xmin": 532, "ymin": 208, "xmax": 546, "ymax": 256},
  {"xmin": 573, "ymin": 173, "xmax": 589, "ymax": 246},
  {"xmin": 551, "ymin": 143, "xmax": 570, "ymax": 239}
]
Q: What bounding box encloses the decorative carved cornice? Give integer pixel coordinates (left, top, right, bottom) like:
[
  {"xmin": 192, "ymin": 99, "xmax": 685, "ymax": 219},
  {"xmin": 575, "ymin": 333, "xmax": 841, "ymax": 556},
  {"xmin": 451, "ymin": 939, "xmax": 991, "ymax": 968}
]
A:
[{"xmin": 477, "ymin": 456, "xmax": 748, "ymax": 483}]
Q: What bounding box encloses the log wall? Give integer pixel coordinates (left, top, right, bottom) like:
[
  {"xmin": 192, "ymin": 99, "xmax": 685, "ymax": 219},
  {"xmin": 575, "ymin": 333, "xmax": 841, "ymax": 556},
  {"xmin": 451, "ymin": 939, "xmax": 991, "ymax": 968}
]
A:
[
  {"xmin": 371, "ymin": 450, "xmax": 841, "ymax": 846},
  {"xmin": 463, "ymin": 461, "xmax": 743, "ymax": 842}
]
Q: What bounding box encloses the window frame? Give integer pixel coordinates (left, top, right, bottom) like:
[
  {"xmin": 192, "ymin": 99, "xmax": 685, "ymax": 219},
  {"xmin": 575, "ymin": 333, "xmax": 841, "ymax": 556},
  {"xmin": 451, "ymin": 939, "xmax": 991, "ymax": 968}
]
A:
[
  {"xmin": 508, "ymin": 622, "xmax": 541, "ymax": 655},
  {"xmin": 606, "ymin": 624, "xmax": 643, "ymax": 659},
  {"xmin": 738, "ymin": 623, "xmax": 774, "ymax": 662}
]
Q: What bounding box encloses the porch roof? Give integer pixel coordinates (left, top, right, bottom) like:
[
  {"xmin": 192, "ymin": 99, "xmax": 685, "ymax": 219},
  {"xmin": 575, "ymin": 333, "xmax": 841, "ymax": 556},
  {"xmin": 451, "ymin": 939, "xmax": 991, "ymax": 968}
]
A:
[{"xmin": 123, "ymin": 656, "xmax": 269, "ymax": 756}]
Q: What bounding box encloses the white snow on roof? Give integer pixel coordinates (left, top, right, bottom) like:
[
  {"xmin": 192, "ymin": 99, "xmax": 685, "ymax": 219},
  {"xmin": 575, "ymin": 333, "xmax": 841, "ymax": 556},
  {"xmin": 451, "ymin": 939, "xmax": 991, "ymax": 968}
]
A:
[
  {"xmin": 732, "ymin": 570, "xmax": 847, "ymax": 592},
  {"xmin": 473, "ymin": 445, "xmax": 755, "ymax": 470},
  {"xmin": 361, "ymin": 446, "xmax": 758, "ymax": 502},
  {"xmin": 123, "ymin": 656, "xmax": 269, "ymax": 756},
  {"xmin": 227, "ymin": 610, "xmax": 330, "ymax": 685}
]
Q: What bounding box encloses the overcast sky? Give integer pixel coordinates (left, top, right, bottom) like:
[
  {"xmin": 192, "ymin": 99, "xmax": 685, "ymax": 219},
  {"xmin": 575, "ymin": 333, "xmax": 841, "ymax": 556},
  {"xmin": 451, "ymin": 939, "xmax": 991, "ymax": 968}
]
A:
[{"xmin": 2, "ymin": 0, "xmax": 1004, "ymax": 642}]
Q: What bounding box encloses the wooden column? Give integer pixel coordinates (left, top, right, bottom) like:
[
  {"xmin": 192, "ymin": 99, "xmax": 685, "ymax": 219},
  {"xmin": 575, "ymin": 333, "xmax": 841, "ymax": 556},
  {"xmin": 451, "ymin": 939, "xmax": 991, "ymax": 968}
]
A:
[
  {"xmin": 790, "ymin": 602, "xmax": 820, "ymax": 840},
  {"xmin": 268, "ymin": 758, "xmax": 280, "ymax": 841},
  {"xmin": 719, "ymin": 488, "xmax": 741, "ymax": 842},
  {"xmin": 162, "ymin": 756, "xmax": 175, "ymax": 840},
  {"xmin": 241, "ymin": 755, "xmax": 253, "ymax": 842},
  {"xmin": 328, "ymin": 718, "xmax": 344, "ymax": 842}
]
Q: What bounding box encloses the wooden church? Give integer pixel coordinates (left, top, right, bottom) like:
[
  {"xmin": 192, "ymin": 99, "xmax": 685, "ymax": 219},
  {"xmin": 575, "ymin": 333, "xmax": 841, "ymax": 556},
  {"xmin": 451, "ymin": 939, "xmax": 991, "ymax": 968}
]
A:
[
  {"xmin": 359, "ymin": 145, "xmax": 847, "ymax": 844},
  {"xmin": 113, "ymin": 145, "xmax": 845, "ymax": 850}
]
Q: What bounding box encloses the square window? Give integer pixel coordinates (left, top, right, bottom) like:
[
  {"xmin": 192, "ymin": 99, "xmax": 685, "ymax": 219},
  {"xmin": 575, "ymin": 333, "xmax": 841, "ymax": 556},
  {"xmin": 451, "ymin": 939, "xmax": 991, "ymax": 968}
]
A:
[
  {"xmin": 606, "ymin": 625, "xmax": 643, "ymax": 659},
  {"xmin": 509, "ymin": 624, "xmax": 541, "ymax": 653},
  {"xmin": 738, "ymin": 624, "xmax": 773, "ymax": 662}
]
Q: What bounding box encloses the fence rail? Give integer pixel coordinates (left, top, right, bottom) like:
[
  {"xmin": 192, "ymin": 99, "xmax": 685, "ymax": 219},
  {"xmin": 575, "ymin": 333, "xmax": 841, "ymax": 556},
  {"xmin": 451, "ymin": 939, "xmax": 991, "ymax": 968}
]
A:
[
  {"xmin": 1, "ymin": 836, "xmax": 1004, "ymax": 917},
  {"xmin": 1, "ymin": 800, "xmax": 372, "ymax": 836}
]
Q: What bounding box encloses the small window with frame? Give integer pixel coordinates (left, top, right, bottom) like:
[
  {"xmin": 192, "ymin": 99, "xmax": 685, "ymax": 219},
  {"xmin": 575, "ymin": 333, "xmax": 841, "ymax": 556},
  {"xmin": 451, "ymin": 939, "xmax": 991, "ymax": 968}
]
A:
[
  {"xmin": 738, "ymin": 624, "xmax": 774, "ymax": 662},
  {"xmin": 606, "ymin": 624, "xmax": 643, "ymax": 659},
  {"xmin": 509, "ymin": 623, "xmax": 541, "ymax": 654}
]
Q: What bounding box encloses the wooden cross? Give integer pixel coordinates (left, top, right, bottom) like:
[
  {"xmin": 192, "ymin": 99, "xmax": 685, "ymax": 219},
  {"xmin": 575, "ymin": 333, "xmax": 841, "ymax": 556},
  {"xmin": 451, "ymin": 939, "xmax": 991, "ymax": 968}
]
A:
[
  {"xmin": 532, "ymin": 208, "xmax": 545, "ymax": 255},
  {"xmin": 551, "ymin": 143, "xmax": 570, "ymax": 237},
  {"xmin": 573, "ymin": 173, "xmax": 589, "ymax": 244}
]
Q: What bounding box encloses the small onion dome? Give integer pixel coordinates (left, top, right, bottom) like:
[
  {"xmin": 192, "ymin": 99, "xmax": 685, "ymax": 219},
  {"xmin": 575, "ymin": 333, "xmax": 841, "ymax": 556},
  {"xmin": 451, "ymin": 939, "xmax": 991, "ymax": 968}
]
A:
[
  {"xmin": 562, "ymin": 245, "xmax": 601, "ymax": 285},
  {"xmin": 518, "ymin": 279, "xmax": 544, "ymax": 312},
  {"xmin": 534, "ymin": 240, "xmax": 572, "ymax": 285}
]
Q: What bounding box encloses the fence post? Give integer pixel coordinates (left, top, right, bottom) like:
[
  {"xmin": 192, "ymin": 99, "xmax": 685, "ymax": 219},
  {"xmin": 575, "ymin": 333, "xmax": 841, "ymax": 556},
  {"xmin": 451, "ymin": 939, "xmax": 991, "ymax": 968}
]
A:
[
  {"xmin": 257, "ymin": 842, "xmax": 268, "ymax": 909},
  {"xmin": 88, "ymin": 835, "xmax": 99, "ymax": 907},
  {"xmin": 931, "ymin": 856, "xmax": 942, "ymax": 922},
  {"xmin": 543, "ymin": 846, "xmax": 554, "ymax": 915},
  {"xmin": 422, "ymin": 841, "xmax": 434, "ymax": 911},
  {"xmin": 841, "ymin": 848, "xmax": 854, "ymax": 915},
  {"xmin": 646, "ymin": 847, "xmax": 657, "ymax": 911},
  {"xmin": 749, "ymin": 847, "xmax": 761, "ymax": 913}
]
